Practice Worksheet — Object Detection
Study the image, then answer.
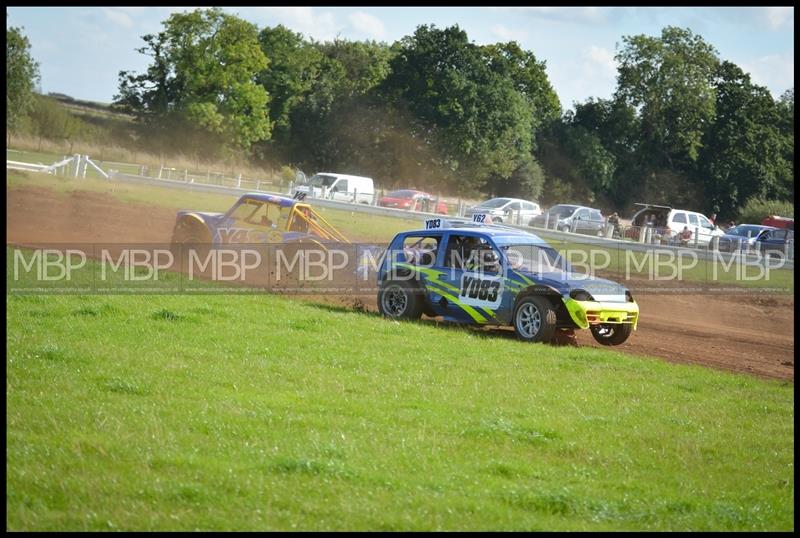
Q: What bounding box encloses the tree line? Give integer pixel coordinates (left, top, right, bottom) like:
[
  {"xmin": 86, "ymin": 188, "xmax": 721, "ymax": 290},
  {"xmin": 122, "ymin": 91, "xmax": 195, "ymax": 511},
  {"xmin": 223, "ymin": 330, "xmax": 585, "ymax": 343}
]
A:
[{"xmin": 7, "ymin": 9, "xmax": 794, "ymax": 220}]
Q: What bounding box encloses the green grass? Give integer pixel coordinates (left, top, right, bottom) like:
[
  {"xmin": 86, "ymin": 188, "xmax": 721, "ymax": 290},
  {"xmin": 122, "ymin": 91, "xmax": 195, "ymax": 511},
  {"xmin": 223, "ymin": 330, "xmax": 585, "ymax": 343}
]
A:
[{"xmin": 5, "ymin": 253, "xmax": 795, "ymax": 530}]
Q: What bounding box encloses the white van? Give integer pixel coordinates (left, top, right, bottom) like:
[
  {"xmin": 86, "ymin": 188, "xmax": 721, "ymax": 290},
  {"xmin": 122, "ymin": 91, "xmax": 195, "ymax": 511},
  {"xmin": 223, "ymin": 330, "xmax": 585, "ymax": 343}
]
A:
[{"xmin": 293, "ymin": 172, "xmax": 375, "ymax": 204}]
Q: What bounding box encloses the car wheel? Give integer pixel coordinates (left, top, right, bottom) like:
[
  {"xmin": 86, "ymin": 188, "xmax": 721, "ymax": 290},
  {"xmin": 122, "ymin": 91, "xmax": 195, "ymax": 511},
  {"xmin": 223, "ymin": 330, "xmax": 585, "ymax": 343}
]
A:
[
  {"xmin": 590, "ymin": 323, "xmax": 632, "ymax": 346},
  {"xmin": 560, "ymin": 225, "xmax": 570, "ymax": 233},
  {"xmin": 493, "ymin": 217, "xmax": 503, "ymax": 223},
  {"xmin": 378, "ymin": 280, "xmax": 424, "ymax": 320},
  {"xmin": 171, "ymin": 222, "xmax": 210, "ymax": 269},
  {"xmin": 513, "ymin": 295, "xmax": 557, "ymax": 343}
]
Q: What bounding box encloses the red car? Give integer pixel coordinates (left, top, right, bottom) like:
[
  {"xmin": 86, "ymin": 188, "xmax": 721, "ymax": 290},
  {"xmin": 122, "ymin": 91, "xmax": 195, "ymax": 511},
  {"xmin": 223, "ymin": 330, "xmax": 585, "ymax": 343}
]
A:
[
  {"xmin": 761, "ymin": 215, "xmax": 794, "ymax": 230},
  {"xmin": 378, "ymin": 189, "xmax": 448, "ymax": 215}
]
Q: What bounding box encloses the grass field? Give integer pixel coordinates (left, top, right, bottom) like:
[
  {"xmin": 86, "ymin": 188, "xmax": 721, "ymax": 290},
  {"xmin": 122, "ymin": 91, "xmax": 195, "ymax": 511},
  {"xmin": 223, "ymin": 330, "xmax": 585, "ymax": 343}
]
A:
[{"xmin": 6, "ymin": 254, "xmax": 794, "ymax": 530}]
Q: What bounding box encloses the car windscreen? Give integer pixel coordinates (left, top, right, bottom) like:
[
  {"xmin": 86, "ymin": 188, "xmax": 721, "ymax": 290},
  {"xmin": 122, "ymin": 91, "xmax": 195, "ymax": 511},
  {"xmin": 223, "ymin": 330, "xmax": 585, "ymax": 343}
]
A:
[
  {"xmin": 308, "ymin": 174, "xmax": 337, "ymax": 187},
  {"xmin": 476, "ymin": 198, "xmax": 511, "ymax": 209},
  {"xmin": 727, "ymin": 225, "xmax": 765, "ymax": 237},
  {"xmin": 387, "ymin": 190, "xmax": 416, "ymax": 198},
  {"xmin": 546, "ymin": 205, "xmax": 578, "ymax": 218},
  {"xmin": 502, "ymin": 243, "xmax": 569, "ymax": 273}
]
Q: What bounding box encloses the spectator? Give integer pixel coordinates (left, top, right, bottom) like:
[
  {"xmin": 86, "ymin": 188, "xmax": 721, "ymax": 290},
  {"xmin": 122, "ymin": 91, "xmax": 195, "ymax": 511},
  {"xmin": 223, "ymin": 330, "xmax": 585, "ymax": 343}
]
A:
[
  {"xmin": 710, "ymin": 213, "xmax": 717, "ymax": 226},
  {"xmin": 678, "ymin": 226, "xmax": 693, "ymax": 246},
  {"xmin": 608, "ymin": 212, "xmax": 620, "ymax": 237}
]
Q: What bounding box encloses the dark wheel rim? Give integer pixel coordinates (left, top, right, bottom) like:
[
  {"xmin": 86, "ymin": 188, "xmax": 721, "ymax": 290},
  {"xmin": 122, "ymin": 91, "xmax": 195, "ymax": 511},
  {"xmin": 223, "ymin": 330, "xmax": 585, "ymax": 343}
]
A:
[
  {"xmin": 516, "ymin": 302, "xmax": 542, "ymax": 339},
  {"xmin": 382, "ymin": 285, "xmax": 408, "ymax": 316}
]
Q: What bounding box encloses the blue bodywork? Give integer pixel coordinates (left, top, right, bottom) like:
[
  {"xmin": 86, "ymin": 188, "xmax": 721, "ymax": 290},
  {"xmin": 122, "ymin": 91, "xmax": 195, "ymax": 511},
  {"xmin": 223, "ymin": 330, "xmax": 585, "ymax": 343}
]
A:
[{"xmin": 377, "ymin": 224, "xmax": 636, "ymax": 327}]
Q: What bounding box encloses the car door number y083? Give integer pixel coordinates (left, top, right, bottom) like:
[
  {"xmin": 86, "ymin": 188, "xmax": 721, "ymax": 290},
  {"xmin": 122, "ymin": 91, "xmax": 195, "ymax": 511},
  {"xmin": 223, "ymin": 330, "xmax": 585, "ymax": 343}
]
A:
[{"xmin": 458, "ymin": 273, "xmax": 503, "ymax": 309}]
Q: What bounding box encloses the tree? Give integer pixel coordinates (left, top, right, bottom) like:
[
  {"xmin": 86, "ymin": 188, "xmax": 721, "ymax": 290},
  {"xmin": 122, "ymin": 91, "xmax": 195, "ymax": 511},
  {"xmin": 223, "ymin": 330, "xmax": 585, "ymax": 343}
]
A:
[
  {"xmin": 115, "ymin": 8, "xmax": 271, "ymax": 159},
  {"xmin": 381, "ymin": 25, "xmax": 535, "ymax": 195},
  {"xmin": 699, "ymin": 62, "xmax": 793, "ymax": 218},
  {"xmin": 481, "ymin": 41, "xmax": 561, "ymax": 148},
  {"xmin": 256, "ymin": 25, "xmax": 324, "ymax": 140},
  {"xmin": 7, "ymin": 26, "xmax": 40, "ymax": 134},
  {"xmin": 615, "ymin": 26, "xmax": 719, "ymax": 168}
]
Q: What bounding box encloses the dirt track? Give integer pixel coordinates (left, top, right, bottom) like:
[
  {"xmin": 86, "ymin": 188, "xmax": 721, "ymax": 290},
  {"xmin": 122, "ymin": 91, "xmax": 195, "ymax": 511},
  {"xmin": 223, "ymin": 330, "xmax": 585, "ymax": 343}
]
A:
[{"xmin": 7, "ymin": 186, "xmax": 795, "ymax": 381}]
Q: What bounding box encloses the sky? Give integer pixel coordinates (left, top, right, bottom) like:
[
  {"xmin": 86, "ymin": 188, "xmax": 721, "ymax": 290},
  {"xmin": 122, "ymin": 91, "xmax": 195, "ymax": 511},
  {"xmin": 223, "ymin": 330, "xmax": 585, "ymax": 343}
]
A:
[{"xmin": 6, "ymin": 6, "xmax": 795, "ymax": 111}]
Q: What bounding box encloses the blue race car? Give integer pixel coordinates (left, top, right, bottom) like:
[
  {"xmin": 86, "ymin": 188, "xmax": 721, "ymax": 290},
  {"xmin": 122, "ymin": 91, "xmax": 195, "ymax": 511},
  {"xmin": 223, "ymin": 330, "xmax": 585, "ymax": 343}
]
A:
[{"xmin": 376, "ymin": 218, "xmax": 639, "ymax": 345}]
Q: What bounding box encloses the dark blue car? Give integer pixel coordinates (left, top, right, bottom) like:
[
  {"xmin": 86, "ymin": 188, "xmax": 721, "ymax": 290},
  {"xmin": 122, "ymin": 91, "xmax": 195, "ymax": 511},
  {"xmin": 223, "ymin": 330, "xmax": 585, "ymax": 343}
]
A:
[{"xmin": 376, "ymin": 219, "xmax": 639, "ymax": 345}]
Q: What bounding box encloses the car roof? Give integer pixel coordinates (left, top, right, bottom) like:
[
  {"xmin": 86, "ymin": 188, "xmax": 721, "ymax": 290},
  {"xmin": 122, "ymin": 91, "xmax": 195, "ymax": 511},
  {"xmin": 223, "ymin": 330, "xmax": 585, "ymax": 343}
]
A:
[
  {"xmin": 400, "ymin": 222, "xmax": 549, "ymax": 244},
  {"xmin": 238, "ymin": 192, "xmax": 297, "ymax": 208},
  {"xmin": 316, "ymin": 172, "xmax": 373, "ymax": 181}
]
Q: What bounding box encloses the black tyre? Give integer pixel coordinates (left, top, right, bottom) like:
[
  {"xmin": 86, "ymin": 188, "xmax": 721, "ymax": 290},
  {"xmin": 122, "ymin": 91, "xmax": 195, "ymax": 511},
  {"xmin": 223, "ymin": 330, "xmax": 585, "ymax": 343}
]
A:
[
  {"xmin": 513, "ymin": 295, "xmax": 557, "ymax": 343},
  {"xmin": 378, "ymin": 280, "xmax": 425, "ymax": 320},
  {"xmin": 590, "ymin": 323, "xmax": 633, "ymax": 346},
  {"xmin": 171, "ymin": 222, "xmax": 210, "ymax": 270},
  {"xmin": 560, "ymin": 225, "xmax": 570, "ymax": 233}
]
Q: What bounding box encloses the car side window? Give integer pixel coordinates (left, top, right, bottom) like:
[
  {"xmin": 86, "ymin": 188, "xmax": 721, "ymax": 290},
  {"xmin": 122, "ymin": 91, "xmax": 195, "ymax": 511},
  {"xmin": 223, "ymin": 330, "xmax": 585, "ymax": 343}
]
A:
[
  {"xmin": 590, "ymin": 210, "xmax": 602, "ymax": 221},
  {"xmin": 444, "ymin": 234, "xmax": 489, "ymax": 269},
  {"xmin": 506, "ymin": 202, "xmax": 521, "ymax": 211},
  {"xmin": 688, "ymin": 214, "xmax": 699, "ymax": 226},
  {"xmin": 333, "ymin": 179, "xmax": 348, "ymax": 193},
  {"xmin": 402, "ymin": 235, "xmax": 439, "ymax": 266},
  {"xmin": 672, "ymin": 213, "xmax": 687, "ymax": 224},
  {"xmin": 576, "ymin": 209, "xmax": 588, "ymax": 220},
  {"xmin": 699, "ymin": 215, "xmax": 712, "ymax": 228}
]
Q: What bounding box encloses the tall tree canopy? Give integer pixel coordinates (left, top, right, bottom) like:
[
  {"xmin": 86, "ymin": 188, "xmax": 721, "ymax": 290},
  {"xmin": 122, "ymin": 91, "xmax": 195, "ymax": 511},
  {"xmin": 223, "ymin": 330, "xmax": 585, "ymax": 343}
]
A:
[
  {"xmin": 7, "ymin": 26, "xmax": 40, "ymax": 132},
  {"xmin": 382, "ymin": 25, "xmax": 548, "ymax": 196},
  {"xmin": 115, "ymin": 8, "xmax": 271, "ymax": 158},
  {"xmin": 615, "ymin": 26, "xmax": 719, "ymax": 168}
]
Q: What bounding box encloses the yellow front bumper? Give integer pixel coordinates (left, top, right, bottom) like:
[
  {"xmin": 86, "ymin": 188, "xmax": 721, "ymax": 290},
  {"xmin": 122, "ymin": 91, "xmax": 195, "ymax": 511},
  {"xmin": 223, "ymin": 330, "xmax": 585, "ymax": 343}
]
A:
[{"xmin": 563, "ymin": 298, "xmax": 639, "ymax": 330}]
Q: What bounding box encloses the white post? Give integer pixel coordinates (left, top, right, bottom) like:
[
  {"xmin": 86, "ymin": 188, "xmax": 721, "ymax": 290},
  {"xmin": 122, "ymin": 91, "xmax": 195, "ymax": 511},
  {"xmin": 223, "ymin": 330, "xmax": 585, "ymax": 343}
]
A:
[
  {"xmin": 256, "ymin": 180, "xmax": 261, "ymax": 191},
  {"xmin": 543, "ymin": 213, "xmax": 549, "ymax": 230},
  {"xmin": 158, "ymin": 165, "xmax": 164, "ymax": 179},
  {"xmin": 237, "ymin": 173, "xmax": 242, "ymax": 188},
  {"xmin": 353, "ymin": 188, "xmax": 358, "ymax": 203},
  {"xmin": 711, "ymin": 236, "xmax": 719, "ymax": 252},
  {"xmin": 694, "ymin": 227, "xmax": 699, "ymax": 248},
  {"xmin": 184, "ymin": 169, "xmax": 189, "ymax": 182}
]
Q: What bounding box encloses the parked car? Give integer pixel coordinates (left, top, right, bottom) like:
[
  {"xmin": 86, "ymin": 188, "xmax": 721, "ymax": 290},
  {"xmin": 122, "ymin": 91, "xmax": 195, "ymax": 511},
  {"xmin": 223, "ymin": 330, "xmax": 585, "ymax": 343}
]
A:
[
  {"xmin": 378, "ymin": 189, "xmax": 448, "ymax": 214},
  {"xmin": 464, "ymin": 197, "xmax": 541, "ymax": 224},
  {"xmin": 530, "ymin": 204, "xmax": 605, "ymax": 235},
  {"xmin": 292, "ymin": 172, "xmax": 375, "ymax": 204},
  {"xmin": 761, "ymin": 215, "xmax": 794, "ymax": 230},
  {"xmin": 756, "ymin": 228, "xmax": 794, "ymax": 257},
  {"xmin": 627, "ymin": 204, "xmax": 724, "ymax": 247},
  {"xmin": 718, "ymin": 224, "xmax": 777, "ymax": 252}
]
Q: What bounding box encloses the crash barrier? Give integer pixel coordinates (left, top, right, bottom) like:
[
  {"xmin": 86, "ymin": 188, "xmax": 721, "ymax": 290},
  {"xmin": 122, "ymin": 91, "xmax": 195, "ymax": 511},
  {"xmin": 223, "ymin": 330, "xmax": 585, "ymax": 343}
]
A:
[{"xmin": 8, "ymin": 154, "xmax": 794, "ymax": 267}]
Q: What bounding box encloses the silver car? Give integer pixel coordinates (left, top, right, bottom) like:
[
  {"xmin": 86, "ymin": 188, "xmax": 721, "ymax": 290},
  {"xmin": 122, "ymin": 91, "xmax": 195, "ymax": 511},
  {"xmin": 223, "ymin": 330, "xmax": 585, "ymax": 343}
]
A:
[
  {"xmin": 464, "ymin": 197, "xmax": 541, "ymax": 224},
  {"xmin": 530, "ymin": 204, "xmax": 605, "ymax": 234}
]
